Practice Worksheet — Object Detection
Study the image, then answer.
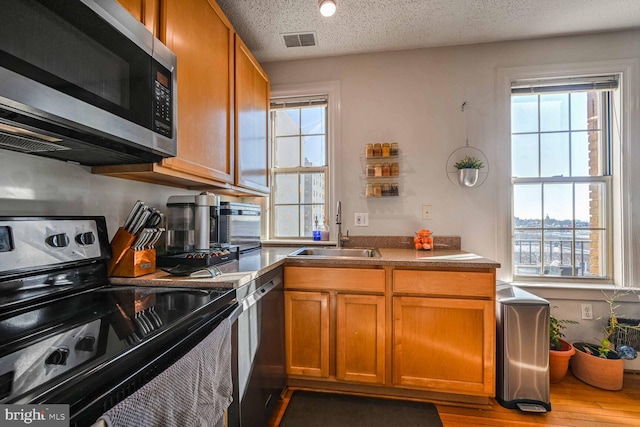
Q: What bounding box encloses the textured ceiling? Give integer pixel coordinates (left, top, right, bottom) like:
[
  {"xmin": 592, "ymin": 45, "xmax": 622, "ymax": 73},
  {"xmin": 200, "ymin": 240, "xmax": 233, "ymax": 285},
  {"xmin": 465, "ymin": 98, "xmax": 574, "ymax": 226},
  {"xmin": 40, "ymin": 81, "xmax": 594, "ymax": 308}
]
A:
[{"xmin": 215, "ymin": 0, "xmax": 640, "ymax": 63}]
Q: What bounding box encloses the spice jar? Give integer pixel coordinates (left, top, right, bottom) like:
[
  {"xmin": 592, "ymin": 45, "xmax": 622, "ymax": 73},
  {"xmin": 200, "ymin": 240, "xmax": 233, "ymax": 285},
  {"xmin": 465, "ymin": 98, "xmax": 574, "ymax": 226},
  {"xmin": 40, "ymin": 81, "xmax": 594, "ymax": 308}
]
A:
[
  {"xmin": 381, "ymin": 183, "xmax": 391, "ymax": 197},
  {"xmin": 373, "ymin": 184, "xmax": 382, "ymax": 197},
  {"xmin": 366, "ymin": 164, "xmax": 375, "ymax": 177},
  {"xmin": 382, "ymin": 142, "xmax": 390, "ymax": 157},
  {"xmin": 366, "ymin": 183, "xmax": 374, "ymax": 197},
  {"xmin": 390, "ymin": 182, "xmax": 399, "ymax": 196},
  {"xmin": 382, "ymin": 163, "xmax": 390, "ymax": 177},
  {"xmin": 374, "ymin": 163, "xmax": 382, "ymax": 177},
  {"xmin": 390, "ymin": 142, "xmax": 399, "ymax": 156},
  {"xmin": 373, "ymin": 143, "xmax": 382, "ymax": 157},
  {"xmin": 391, "ymin": 162, "xmax": 400, "ymax": 176},
  {"xmin": 365, "ymin": 143, "xmax": 373, "ymax": 158}
]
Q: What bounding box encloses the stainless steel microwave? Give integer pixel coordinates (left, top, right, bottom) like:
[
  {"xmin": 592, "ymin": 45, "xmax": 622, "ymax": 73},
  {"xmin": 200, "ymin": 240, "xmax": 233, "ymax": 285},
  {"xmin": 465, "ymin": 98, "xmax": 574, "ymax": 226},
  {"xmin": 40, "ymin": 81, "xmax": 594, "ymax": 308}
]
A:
[{"xmin": 0, "ymin": 0, "xmax": 177, "ymax": 165}]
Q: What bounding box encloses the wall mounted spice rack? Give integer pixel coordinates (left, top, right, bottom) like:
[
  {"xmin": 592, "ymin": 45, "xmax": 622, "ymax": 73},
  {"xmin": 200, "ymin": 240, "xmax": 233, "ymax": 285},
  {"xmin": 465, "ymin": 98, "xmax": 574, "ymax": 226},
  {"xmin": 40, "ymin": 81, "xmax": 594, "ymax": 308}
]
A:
[{"xmin": 362, "ymin": 142, "xmax": 402, "ymax": 197}]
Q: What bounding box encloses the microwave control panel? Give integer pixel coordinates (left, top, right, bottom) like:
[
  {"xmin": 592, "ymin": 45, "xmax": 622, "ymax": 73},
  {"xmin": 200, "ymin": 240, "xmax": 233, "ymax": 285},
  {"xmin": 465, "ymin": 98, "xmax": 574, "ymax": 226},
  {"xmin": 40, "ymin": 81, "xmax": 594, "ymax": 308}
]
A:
[{"xmin": 152, "ymin": 61, "xmax": 173, "ymax": 138}]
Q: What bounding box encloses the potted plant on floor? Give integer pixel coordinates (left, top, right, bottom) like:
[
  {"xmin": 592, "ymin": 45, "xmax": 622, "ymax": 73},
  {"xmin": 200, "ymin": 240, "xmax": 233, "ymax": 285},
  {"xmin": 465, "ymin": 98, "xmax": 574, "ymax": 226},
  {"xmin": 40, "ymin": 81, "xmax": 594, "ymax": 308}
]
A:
[
  {"xmin": 571, "ymin": 291, "xmax": 638, "ymax": 391},
  {"xmin": 453, "ymin": 155, "xmax": 484, "ymax": 187},
  {"xmin": 549, "ymin": 313, "xmax": 577, "ymax": 383}
]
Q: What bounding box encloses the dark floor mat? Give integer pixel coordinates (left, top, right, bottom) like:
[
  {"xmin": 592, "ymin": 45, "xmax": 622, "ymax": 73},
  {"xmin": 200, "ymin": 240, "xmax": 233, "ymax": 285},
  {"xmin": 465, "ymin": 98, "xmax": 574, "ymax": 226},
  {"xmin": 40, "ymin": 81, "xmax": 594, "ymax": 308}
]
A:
[{"xmin": 279, "ymin": 390, "xmax": 443, "ymax": 427}]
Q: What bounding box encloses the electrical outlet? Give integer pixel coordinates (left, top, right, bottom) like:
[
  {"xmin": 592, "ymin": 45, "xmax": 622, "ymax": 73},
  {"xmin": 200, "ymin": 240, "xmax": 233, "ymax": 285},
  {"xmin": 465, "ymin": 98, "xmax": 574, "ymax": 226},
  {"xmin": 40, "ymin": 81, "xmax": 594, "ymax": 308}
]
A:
[
  {"xmin": 354, "ymin": 213, "xmax": 369, "ymax": 227},
  {"xmin": 581, "ymin": 304, "xmax": 593, "ymax": 320},
  {"xmin": 422, "ymin": 205, "xmax": 432, "ymax": 220}
]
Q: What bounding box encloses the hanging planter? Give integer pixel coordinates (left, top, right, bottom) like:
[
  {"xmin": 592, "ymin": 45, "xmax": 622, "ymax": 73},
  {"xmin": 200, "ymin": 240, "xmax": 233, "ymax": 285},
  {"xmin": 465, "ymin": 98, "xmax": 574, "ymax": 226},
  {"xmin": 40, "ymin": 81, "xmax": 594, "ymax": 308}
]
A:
[
  {"xmin": 454, "ymin": 155, "xmax": 484, "ymax": 188},
  {"xmin": 457, "ymin": 168, "xmax": 479, "ymax": 187},
  {"xmin": 445, "ymin": 102, "xmax": 489, "ymax": 188}
]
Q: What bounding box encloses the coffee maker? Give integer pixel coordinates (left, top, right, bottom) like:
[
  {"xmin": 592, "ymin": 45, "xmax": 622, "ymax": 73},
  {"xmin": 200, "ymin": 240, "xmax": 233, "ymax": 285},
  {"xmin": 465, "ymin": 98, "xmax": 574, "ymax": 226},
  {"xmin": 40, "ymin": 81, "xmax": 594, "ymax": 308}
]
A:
[{"xmin": 165, "ymin": 192, "xmax": 220, "ymax": 253}]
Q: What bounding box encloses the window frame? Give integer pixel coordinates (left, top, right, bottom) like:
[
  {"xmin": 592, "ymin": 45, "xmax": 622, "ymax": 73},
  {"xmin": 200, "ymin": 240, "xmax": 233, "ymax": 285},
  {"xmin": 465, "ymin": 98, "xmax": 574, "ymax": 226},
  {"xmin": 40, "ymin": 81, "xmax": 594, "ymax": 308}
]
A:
[
  {"xmin": 266, "ymin": 81, "xmax": 341, "ymax": 242},
  {"xmin": 496, "ymin": 59, "xmax": 639, "ymax": 288},
  {"xmin": 510, "ymin": 90, "xmax": 614, "ymax": 284}
]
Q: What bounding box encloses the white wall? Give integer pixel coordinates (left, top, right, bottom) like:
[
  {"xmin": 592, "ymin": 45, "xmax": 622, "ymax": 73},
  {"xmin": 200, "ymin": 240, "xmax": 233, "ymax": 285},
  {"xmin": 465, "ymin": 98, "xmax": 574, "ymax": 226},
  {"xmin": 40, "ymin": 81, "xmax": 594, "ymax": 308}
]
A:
[
  {"xmin": 264, "ymin": 29, "xmax": 640, "ymax": 267},
  {"xmin": 264, "ymin": 30, "xmax": 640, "ymax": 368}
]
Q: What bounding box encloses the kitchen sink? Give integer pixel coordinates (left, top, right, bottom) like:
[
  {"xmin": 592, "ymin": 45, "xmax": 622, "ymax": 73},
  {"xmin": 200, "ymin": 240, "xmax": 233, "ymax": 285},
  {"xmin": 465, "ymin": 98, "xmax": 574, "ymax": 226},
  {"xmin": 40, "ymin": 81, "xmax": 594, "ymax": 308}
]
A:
[{"xmin": 288, "ymin": 247, "xmax": 381, "ymax": 258}]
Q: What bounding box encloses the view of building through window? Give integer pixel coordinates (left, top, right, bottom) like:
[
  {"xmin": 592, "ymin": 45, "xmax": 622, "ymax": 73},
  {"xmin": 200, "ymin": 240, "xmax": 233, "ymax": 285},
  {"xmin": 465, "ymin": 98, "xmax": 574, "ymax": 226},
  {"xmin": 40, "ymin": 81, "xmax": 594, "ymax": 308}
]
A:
[
  {"xmin": 270, "ymin": 97, "xmax": 328, "ymax": 239},
  {"xmin": 511, "ymin": 89, "xmax": 612, "ymax": 279}
]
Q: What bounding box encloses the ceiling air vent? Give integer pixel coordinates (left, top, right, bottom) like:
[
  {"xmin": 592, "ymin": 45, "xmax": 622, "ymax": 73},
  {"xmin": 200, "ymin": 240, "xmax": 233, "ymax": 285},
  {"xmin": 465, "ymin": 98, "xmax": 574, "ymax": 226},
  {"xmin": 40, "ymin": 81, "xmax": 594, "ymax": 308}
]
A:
[{"xmin": 282, "ymin": 32, "xmax": 316, "ymax": 48}]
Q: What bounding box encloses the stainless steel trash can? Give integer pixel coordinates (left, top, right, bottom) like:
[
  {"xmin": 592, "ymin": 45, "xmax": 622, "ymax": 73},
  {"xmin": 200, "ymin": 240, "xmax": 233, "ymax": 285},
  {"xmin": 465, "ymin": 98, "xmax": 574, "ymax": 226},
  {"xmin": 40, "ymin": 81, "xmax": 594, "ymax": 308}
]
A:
[{"xmin": 496, "ymin": 283, "xmax": 551, "ymax": 412}]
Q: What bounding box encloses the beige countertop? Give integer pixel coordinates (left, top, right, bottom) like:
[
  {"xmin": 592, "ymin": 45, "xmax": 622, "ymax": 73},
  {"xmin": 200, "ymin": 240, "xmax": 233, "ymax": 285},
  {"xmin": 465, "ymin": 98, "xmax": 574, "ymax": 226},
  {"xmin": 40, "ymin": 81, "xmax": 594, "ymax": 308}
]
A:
[{"xmin": 109, "ymin": 246, "xmax": 500, "ymax": 289}]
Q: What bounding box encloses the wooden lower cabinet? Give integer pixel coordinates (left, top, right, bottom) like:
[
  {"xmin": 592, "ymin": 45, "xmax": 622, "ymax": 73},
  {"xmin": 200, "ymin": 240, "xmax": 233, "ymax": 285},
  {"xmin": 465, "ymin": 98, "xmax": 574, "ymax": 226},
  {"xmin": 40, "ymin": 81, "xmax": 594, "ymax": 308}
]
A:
[
  {"xmin": 393, "ymin": 296, "xmax": 495, "ymax": 396},
  {"xmin": 284, "ymin": 291, "xmax": 329, "ymax": 378},
  {"xmin": 284, "ymin": 266, "xmax": 496, "ymax": 401},
  {"xmin": 336, "ymin": 294, "xmax": 385, "ymax": 384}
]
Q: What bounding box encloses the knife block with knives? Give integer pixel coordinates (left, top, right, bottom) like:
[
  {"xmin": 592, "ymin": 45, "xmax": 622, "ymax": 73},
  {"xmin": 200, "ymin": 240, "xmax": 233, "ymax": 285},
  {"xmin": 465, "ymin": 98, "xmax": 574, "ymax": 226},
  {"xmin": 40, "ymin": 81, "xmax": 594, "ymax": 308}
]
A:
[{"xmin": 108, "ymin": 201, "xmax": 165, "ymax": 277}]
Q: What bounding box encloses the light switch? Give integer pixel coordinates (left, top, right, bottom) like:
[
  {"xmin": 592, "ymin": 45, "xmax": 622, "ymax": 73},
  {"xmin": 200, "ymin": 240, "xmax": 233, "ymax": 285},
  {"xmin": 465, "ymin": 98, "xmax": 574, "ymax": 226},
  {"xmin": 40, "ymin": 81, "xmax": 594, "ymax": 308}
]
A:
[{"xmin": 355, "ymin": 213, "xmax": 369, "ymax": 226}]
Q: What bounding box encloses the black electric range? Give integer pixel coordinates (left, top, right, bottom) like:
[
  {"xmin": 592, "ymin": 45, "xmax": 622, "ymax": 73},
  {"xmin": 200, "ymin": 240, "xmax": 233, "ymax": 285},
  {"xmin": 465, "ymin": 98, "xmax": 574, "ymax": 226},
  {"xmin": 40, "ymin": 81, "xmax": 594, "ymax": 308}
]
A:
[{"xmin": 0, "ymin": 216, "xmax": 236, "ymax": 426}]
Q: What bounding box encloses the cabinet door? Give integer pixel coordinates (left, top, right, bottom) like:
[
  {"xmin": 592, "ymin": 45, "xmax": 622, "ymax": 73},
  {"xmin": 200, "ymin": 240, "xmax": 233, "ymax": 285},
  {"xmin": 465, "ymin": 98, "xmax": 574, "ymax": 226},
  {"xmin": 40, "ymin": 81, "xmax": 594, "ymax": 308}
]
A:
[
  {"xmin": 336, "ymin": 294, "xmax": 385, "ymax": 384},
  {"xmin": 284, "ymin": 291, "xmax": 329, "ymax": 378},
  {"xmin": 393, "ymin": 296, "xmax": 495, "ymax": 396},
  {"xmin": 235, "ymin": 35, "xmax": 270, "ymax": 193},
  {"xmin": 116, "ymin": 0, "xmax": 159, "ymax": 34},
  {"xmin": 159, "ymin": 0, "xmax": 234, "ymax": 183}
]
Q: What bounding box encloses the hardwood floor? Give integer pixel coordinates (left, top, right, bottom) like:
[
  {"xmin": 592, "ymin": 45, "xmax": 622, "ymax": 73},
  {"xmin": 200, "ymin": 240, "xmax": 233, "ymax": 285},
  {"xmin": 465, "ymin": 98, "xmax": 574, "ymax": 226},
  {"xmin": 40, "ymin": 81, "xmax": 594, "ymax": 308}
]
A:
[{"xmin": 268, "ymin": 372, "xmax": 640, "ymax": 426}]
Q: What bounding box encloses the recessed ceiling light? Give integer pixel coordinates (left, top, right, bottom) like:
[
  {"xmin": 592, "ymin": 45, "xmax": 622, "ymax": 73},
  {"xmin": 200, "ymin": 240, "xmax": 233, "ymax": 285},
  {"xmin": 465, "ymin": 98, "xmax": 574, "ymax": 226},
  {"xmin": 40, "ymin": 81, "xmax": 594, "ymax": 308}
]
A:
[{"xmin": 319, "ymin": 0, "xmax": 336, "ymax": 17}]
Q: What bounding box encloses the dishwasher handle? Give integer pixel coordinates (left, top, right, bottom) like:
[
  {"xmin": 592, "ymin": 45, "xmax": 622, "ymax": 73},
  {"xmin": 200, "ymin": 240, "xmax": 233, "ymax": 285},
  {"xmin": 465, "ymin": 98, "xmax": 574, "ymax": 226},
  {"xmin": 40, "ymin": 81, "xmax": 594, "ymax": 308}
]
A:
[{"xmin": 230, "ymin": 275, "xmax": 282, "ymax": 323}]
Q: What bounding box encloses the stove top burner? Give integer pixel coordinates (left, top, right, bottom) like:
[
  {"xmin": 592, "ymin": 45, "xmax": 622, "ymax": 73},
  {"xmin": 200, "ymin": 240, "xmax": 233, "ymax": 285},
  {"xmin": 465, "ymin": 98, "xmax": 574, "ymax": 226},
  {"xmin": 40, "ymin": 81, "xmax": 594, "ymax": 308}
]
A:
[
  {"xmin": 0, "ymin": 284, "xmax": 234, "ymax": 404},
  {"xmin": 0, "ymin": 216, "xmax": 238, "ymax": 424}
]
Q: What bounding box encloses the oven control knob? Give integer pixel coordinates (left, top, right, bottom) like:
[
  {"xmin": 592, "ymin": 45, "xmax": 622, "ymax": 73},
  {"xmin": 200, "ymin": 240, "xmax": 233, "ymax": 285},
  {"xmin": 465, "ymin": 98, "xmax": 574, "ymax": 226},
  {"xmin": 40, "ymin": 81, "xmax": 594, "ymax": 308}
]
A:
[
  {"xmin": 46, "ymin": 233, "xmax": 70, "ymax": 248},
  {"xmin": 76, "ymin": 336, "xmax": 95, "ymax": 352},
  {"xmin": 75, "ymin": 232, "xmax": 96, "ymax": 246},
  {"xmin": 45, "ymin": 348, "xmax": 69, "ymax": 366}
]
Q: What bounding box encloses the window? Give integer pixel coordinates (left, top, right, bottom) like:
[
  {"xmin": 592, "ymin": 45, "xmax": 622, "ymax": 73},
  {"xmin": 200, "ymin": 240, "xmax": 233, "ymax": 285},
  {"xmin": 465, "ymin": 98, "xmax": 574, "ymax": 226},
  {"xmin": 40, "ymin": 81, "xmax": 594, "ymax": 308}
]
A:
[
  {"xmin": 510, "ymin": 76, "xmax": 618, "ymax": 281},
  {"xmin": 270, "ymin": 95, "xmax": 329, "ymax": 239}
]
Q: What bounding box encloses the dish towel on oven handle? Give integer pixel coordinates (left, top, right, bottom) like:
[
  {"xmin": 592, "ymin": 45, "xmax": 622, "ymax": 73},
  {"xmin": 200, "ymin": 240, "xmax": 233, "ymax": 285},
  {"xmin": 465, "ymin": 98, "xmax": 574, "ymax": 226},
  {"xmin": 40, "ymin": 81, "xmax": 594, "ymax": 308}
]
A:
[{"xmin": 97, "ymin": 317, "xmax": 232, "ymax": 427}]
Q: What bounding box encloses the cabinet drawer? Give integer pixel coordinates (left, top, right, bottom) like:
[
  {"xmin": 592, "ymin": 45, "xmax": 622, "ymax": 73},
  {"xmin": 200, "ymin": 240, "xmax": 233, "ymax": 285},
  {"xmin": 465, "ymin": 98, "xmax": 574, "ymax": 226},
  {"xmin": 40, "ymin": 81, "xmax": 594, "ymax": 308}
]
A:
[
  {"xmin": 285, "ymin": 267, "xmax": 385, "ymax": 293},
  {"xmin": 393, "ymin": 270, "xmax": 494, "ymax": 298}
]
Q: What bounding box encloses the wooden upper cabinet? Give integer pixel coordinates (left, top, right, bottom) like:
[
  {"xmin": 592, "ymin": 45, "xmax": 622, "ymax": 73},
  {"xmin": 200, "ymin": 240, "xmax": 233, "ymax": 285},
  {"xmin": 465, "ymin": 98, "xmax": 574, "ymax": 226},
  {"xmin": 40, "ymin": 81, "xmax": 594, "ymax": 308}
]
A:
[
  {"xmin": 234, "ymin": 35, "xmax": 270, "ymax": 193},
  {"xmin": 159, "ymin": 0, "xmax": 234, "ymax": 183},
  {"xmin": 116, "ymin": 0, "xmax": 159, "ymax": 34},
  {"xmin": 99, "ymin": 1, "xmax": 271, "ymax": 195}
]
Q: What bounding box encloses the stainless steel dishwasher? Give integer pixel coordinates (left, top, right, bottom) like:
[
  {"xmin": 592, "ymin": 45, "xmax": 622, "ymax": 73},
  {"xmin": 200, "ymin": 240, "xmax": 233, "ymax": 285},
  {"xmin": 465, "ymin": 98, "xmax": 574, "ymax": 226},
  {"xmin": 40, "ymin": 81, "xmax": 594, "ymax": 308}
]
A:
[{"xmin": 228, "ymin": 266, "xmax": 285, "ymax": 427}]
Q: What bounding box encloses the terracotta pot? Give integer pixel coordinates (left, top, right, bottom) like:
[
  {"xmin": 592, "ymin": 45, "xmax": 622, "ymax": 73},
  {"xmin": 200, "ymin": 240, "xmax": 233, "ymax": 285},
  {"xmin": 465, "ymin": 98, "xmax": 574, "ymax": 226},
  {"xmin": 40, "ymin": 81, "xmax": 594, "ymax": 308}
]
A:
[
  {"xmin": 571, "ymin": 342, "xmax": 624, "ymax": 391},
  {"xmin": 549, "ymin": 339, "xmax": 575, "ymax": 383}
]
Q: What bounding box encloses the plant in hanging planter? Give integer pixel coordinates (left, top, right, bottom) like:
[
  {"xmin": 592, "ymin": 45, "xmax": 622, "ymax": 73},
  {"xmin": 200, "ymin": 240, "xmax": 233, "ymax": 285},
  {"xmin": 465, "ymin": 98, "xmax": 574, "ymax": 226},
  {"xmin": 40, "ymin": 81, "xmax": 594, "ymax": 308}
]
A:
[
  {"xmin": 571, "ymin": 290, "xmax": 638, "ymax": 391},
  {"xmin": 453, "ymin": 155, "xmax": 485, "ymax": 170},
  {"xmin": 549, "ymin": 313, "xmax": 578, "ymax": 383},
  {"xmin": 454, "ymin": 155, "xmax": 484, "ymax": 187}
]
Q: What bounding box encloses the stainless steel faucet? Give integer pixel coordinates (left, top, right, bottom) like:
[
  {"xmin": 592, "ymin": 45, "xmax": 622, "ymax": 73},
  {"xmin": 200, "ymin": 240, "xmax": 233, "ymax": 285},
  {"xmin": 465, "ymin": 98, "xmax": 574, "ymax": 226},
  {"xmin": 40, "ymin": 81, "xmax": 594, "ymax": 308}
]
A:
[{"xmin": 336, "ymin": 201, "xmax": 349, "ymax": 248}]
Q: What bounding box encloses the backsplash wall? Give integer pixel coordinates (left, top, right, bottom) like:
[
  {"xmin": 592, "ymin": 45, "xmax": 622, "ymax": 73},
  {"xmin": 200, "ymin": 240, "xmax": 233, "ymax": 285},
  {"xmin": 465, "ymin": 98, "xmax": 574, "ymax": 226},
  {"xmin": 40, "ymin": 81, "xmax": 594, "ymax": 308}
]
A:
[{"xmin": 0, "ymin": 149, "xmax": 199, "ymax": 239}]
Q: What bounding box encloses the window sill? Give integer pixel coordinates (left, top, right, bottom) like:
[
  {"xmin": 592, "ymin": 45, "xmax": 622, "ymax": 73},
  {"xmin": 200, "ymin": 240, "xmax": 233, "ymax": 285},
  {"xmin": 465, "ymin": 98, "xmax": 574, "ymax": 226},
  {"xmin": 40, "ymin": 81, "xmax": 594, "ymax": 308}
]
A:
[{"xmin": 508, "ymin": 281, "xmax": 640, "ymax": 302}]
